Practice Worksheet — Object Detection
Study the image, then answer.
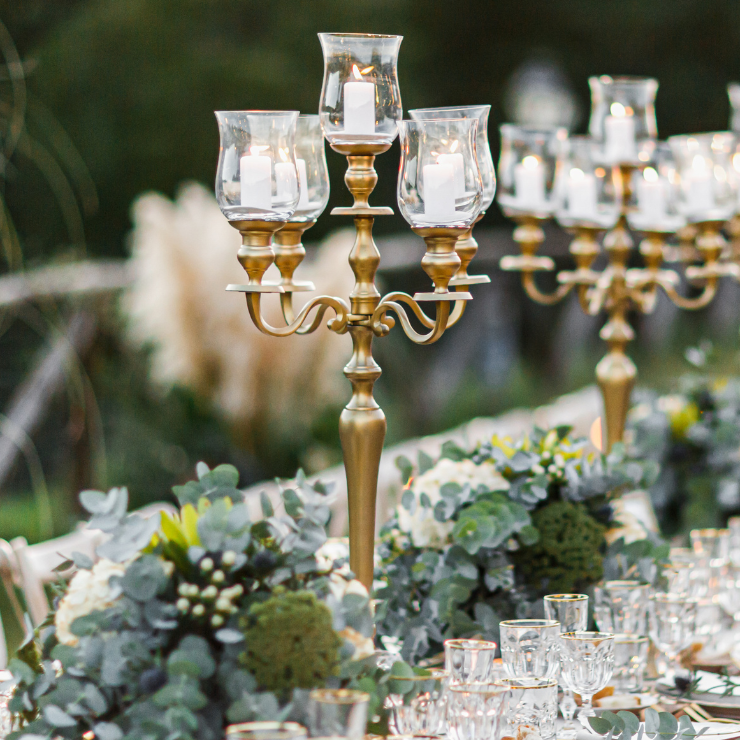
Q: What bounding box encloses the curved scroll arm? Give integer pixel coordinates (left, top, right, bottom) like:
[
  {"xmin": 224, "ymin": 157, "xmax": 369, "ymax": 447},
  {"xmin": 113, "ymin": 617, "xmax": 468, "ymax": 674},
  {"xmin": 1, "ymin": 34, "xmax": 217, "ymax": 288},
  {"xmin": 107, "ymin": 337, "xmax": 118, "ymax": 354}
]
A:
[
  {"xmin": 521, "ymin": 272, "xmax": 573, "ymax": 306},
  {"xmin": 371, "ymin": 292, "xmax": 452, "ymax": 345},
  {"xmin": 245, "ymin": 292, "xmax": 350, "ymax": 337}
]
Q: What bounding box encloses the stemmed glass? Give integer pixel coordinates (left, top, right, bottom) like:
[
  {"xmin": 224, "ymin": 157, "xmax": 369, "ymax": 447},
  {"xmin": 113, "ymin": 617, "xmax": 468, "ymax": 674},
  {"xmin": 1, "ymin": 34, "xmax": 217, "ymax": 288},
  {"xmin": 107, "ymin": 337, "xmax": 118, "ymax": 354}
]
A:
[
  {"xmin": 559, "ymin": 632, "xmax": 615, "ymax": 726},
  {"xmin": 593, "ymin": 580, "xmax": 650, "ymax": 634},
  {"xmin": 226, "ymin": 723, "xmax": 308, "ymax": 740},
  {"xmin": 543, "ymin": 594, "xmax": 588, "ymax": 739},
  {"xmin": 648, "ymin": 593, "xmax": 698, "ymax": 682}
]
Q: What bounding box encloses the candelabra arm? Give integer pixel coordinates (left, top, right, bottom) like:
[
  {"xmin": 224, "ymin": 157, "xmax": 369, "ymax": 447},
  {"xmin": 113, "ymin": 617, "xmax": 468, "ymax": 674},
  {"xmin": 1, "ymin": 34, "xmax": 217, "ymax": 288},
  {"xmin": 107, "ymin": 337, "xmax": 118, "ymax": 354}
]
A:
[
  {"xmin": 241, "ymin": 292, "xmax": 350, "ymax": 337},
  {"xmin": 520, "ymin": 272, "xmax": 573, "ymax": 305},
  {"xmin": 372, "ymin": 294, "xmax": 452, "ymax": 344},
  {"xmin": 272, "ymin": 220, "xmax": 317, "ymax": 324}
]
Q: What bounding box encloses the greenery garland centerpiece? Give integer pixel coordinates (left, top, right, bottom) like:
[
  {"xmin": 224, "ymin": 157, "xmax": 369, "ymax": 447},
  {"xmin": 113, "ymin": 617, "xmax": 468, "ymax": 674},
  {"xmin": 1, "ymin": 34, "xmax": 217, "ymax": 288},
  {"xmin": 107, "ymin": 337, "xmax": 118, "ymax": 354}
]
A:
[
  {"xmin": 628, "ymin": 362, "xmax": 740, "ymax": 536},
  {"xmin": 6, "ymin": 464, "xmax": 399, "ymax": 740},
  {"xmin": 375, "ymin": 426, "xmax": 662, "ymax": 663}
]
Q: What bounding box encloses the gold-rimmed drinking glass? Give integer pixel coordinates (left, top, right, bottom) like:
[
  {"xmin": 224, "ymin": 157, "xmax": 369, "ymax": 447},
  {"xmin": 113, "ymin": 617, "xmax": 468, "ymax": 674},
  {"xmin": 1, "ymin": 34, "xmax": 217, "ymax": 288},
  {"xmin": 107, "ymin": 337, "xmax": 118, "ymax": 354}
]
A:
[
  {"xmin": 226, "ymin": 723, "xmax": 308, "ymax": 740},
  {"xmin": 387, "ymin": 669, "xmax": 449, "ymax": 737},
  {"xmin": 494, "ymin": 677, "xmax": 559, "ymax": 740},
  {"xmin": 308, "ymin": 689, "xmax": 369, "ymax": 739},
  {"xmin": 444, "ymin": 638, "xmax": 497, "ymax": 684},
  {"xmin": 543, "ymin": 594, "xmax": 588, "ymax": 739},
  {"xmin": 559, "ymin": 632, "xmax": 615, "ymax": 725},
  {"xmin": 499, "ymin": 619, "xmax": 561, "ymax": 679},
  {"xmin": 447, "ymin": 682, "xmax": 508, "ymax": 740},
  {"xmin": 593, "ymin": 580, "xmax": 650, "ymax": 635}
]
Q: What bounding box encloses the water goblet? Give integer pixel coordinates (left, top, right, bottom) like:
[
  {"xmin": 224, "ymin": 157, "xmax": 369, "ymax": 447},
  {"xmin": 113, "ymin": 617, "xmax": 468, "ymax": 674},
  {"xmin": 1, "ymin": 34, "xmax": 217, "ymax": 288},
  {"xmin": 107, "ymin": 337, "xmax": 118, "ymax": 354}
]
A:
[
  {"xmin": 648, "ymin": 594, "xmax": 698, "ymax": 683},
  {"xmin": 543, "ymin": 594, "xmax": 588, "ymax": 738},
  {"xmin": 494, "ymin": 677, "xmax": 559, "ymax": 740},
  {"xmin": 499, "ymin": 619, "xmax": 561, "ymax": 679},
  {"xmin": 559, "ymin": 632, "xmax": 615, "ymax": 726},
  {"xmin": 226, "ymin": 724, "xmax": 307, "ymax": 740},
  {"xmin": 308, "ymin": 689, "xmax": 369, "ymax": 739},
  {"xmin": 447, "ymin": 682, "xmax": 508, "ymax": 740},
  {"xmin": 444, "ymin": 638, "xmax": 497, "ymax": 684}
]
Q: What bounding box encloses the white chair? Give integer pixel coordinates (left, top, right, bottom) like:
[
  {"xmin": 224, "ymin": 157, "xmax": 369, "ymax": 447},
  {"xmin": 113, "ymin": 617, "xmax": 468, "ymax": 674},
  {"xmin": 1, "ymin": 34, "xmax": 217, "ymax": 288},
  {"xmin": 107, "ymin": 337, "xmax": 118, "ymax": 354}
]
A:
[{"xmin": 5, "ymin": 501, "xmax": 177, "ymax": 629}]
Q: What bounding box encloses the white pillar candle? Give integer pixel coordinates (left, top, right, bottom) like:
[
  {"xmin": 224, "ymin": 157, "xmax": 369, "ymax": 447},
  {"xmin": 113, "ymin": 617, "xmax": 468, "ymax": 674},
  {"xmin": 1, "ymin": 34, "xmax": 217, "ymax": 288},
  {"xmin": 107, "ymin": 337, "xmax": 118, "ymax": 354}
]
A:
[
  {"xmin": 567, "ymin": 168, "xmax": 598, "ymax": 220},
  {"xmin": 274, "ymin": 161, "xmax": 297, "ymax": 202},
  {"xmin": 514, "ymin": 155, "xmax": 546, "ymax": 209},
  {"xmin": 423, "ymin": 162, "xmax": 456, "ymax": 221},
  {"xmin": 296, "ymin": 158, "xmax": 310, "ymax": 209},
  {"xmin": 436, "ymin": 152, "xmax": 465, "ymax": 197},
  {"xmin": 240, "ymin": 150, "xmax": 272, "ymax": 210},
  {"xmin": 604, "ymin": 103, "xmax": 636, "ymax": 163},
  {"xmin": 343, "ymin": 66, "xmax": 375, "ymax": 135},
  {"xmin": 637, "ymin": 167, "xmax": 666, "ymax": 219},
  {"xmin": 688, "ymin": 163, "xmax": 714, "ymax": 214}
]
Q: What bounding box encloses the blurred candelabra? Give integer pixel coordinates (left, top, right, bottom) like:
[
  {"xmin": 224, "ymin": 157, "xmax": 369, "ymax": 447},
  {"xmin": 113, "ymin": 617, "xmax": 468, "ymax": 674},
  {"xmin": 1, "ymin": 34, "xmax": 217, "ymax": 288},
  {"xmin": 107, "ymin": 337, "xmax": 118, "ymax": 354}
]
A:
[
  {"xmin": 214, "ymin": 34, "xmax": 493, "ymax": 587},
  {"xmin": 498, "ymin": 76, "xmax": 740, "ymax": 451}
]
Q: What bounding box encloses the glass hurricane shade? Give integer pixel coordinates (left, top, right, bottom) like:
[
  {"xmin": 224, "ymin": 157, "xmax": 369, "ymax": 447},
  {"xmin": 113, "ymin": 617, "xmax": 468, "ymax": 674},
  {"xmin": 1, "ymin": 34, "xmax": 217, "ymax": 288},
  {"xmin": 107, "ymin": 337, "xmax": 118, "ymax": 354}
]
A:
[
  {"xmin": 318, "ymin": 33, "xmax": 402, "ymax": 146},
  {"xmin": 293, "ymin": 114, "xmax": 330, "ymax": 222},
  {"xmin": 396, "ymin": 117, "xmax": 482, "ymax": 228},
  {"xmin": 410, "ymin": 105, "xmax": 496, "ymax": 210},
  {"xmin": 215, "ymin": 110, "xmax": 299, "ymax": 221},
  {"xmin": 626, "ymin": 141, "xmax": 686, "ymax": 233},
  {"xmin": 729, "ymin": 83, "xmax": 740, "ymax": 134},
  {"xmin": 496, "ymin": 124, "xmax": 568, "ymax": 217},
  {"xmin": 554, "ymin": 135, "xmax": 621, "ymax": 229},
  {"xmin": 588, "ymin": 76, "xmax": 658, "ymax": 165},
  {"xmin": 668, "ymin": 131, "xmax": 738, "ymax": 223}
]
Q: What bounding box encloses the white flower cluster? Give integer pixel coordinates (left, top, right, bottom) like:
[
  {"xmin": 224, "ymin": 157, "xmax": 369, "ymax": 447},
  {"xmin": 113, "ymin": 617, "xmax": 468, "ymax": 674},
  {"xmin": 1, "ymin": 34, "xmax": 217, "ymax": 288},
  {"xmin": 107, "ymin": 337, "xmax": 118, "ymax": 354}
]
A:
[
  {"xmin": 397, "ymin": 457, "xmax": 510, "ymax": 548},
  {"xmin": 55, "ymin": 559, "xmax": 128, "ymax": 646}
]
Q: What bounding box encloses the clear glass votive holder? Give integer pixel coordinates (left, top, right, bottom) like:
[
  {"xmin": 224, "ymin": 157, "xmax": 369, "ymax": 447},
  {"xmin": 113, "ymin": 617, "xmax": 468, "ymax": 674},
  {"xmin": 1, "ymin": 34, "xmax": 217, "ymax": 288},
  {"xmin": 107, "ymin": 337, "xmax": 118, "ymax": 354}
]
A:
[
  {"xmin": 308, "ymin": 689, "xmax": 369, "ymax": 739},
  {"xmin": 593, "ymin": 580, "xmax": 650, "ymax": 635},
  {"xmin": 499, "ymin": 619, "xmax": 561, "ymax": 680},
  {"xmin": 494, "ymin": 677, "xmax": 558, "ymax": 740},
  {"xmin": 444, "ymin": 638, "xmax": 498, "ymax": 684},
  {"xmin": 226, "ymin": 723, "xmax": 308, "ymax": 740},
  {"xmin": 612, "ymin": 634, "xmax": 649, "ymax": 692},
  {"xmin": 447, "ymin": 682, "xmax": 508, "ymax": 740},
  {"xmin": 387, "ymin": 669, "xmax": 449, "ymax": 737}
]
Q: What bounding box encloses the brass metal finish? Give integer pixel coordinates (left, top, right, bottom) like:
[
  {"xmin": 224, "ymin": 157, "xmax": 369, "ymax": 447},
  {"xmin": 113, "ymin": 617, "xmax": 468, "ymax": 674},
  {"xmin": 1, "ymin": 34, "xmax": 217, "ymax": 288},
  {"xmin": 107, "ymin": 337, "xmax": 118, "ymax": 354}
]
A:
[
  {"xmin": 501, "ymin": 164, "xmax": 739, "ymax": 450},
  {"xmin": 229, "ymin": 143, "xmax": 487, "ymax": 589}
]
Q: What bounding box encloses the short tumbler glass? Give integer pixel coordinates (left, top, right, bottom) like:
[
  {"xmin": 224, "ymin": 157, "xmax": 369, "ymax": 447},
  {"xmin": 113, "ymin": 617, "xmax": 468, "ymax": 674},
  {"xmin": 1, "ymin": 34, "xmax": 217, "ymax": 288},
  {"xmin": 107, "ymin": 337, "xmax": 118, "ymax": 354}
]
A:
[
  {"xmin": 495, "ymin": 677, "xmax": 559, "ymax": 740},
  {"xmin": 308, "ymin": 689, "xmax": 369, "ymax": 739},
  {"xmin": 226, "ymin": 723, "xmax": 308, "ymax": 740},
  {"xmin": 444, "ymin": 638, "xmax": 497, "ymax": 684},
  {"xmin": 387, "ymin": 670, "xmax": 448, "ymax": 737},
  {"xmin": 499, "ymin": 619, "xmax": 561, "ymax": 679},
  {"xmin": 447, "ymin": 682, "xmax": 507, "ymax": 740}
]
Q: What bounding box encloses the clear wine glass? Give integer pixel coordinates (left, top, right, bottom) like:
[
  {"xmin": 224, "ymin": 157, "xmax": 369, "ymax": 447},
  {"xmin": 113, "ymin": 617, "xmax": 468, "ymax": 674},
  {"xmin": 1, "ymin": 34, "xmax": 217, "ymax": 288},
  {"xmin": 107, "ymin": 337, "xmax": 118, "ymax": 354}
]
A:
[
  {"xmin": 543, "ymin": 594, "xmax": 588, "ymax": 739},
  {"xmin": 559, "ymin": 632, "xmax": 615, "ymax": 726}
]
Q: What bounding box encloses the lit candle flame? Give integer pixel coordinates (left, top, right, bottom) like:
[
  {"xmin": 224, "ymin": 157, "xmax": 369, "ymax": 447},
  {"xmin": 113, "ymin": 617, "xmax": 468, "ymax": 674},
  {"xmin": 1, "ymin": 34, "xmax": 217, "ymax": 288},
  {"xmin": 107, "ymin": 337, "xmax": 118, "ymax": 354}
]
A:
[
  {"xmin": 360, "ymin": 65, "xmax": 374, "ymax": 75},
  {"xmin": 249, "ymin": 145, "xmax": 270, "ymax": 156},
  {"xmin": 450, "ymin": 140, "xmax": 459, "ymax": 153},
  {"xmin": 610, "ymin": 101, "xmax": 627, "ymax": 117},
  {"xmin": 692, "ymin": 154, "xmax": 707, "ymax": 172},
  {"xmin": 352, "ymin": 64, "xmax": 363, "ymax": 80},
  {"xmin": 522, "ymin": 155, "xmax": 539, "ymax": 170},
  {"xmin": 278, "ymin": 147, "xmax": 289, "ymax": 163},
  {"xmin": 570, "ymin": 167, "xmax": 585, "ymax": 181},
  {"xmin": 733, "ymin": 152, "xmax": 740, "ymax": 173},
  {"xmin": 643, "ymin": 166, "xmax": 659, "ymax": 182}
]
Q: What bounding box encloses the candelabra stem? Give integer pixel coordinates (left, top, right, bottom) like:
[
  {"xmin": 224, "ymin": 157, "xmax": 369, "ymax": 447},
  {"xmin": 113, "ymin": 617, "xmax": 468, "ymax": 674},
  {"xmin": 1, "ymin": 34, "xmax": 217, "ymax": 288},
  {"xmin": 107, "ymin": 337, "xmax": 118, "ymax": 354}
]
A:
[{"xmin": 339, "ymin": 324, "xmax": 386, "ymax": 589}]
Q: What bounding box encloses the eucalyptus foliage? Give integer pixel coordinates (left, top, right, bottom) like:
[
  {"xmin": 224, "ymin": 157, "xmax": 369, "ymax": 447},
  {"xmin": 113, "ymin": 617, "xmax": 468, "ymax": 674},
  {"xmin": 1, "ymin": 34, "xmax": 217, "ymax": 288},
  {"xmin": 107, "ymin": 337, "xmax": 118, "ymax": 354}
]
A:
[
  {"xmin": 589, "ymin": 708, "xmax": 706, "ymax": 740},
  {"xmin": 6, "ymin": 464, "xmax": 397, "ymax": 740},
  {"xmin": 375, "ymin": 427, "xmax": 658, "ymax": 663}
]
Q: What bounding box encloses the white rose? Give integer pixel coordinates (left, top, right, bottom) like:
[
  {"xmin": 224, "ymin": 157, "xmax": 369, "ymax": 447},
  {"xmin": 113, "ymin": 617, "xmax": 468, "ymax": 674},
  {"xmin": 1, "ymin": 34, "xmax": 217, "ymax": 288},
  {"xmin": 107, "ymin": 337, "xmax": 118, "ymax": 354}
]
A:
[
  {"xmin": 397, "ymin": 458, "xmax": 509, "ymax": 548},
  {"xmin": 315, "ymin": 538, "xmax": 351, "ymax": 575},
  {"xmin": 55, "ymin": 559, "xmax": 128, "ymax": 646},
  {"xmin": 605, "ymin": 498, "xmax": 649, "ymax": 545},
  {"xmin": 340, "ymin": 626, "xmax": 375, "ymax": 660},
  {"xmin": 327, "ymin": 572, "xmax": 368, "ymax": 602}
]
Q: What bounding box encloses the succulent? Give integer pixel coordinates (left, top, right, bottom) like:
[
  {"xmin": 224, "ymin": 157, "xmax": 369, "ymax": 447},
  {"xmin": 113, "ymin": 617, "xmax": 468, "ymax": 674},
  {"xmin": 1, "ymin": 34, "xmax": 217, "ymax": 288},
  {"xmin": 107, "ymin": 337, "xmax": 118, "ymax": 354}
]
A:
[
  {"xmin": 240, "ymin": 590, "xmax": 342, "ymax": 693},
  {"xmin": 512, "ymin": 500, "xmax": 606, "ymax": 593}
]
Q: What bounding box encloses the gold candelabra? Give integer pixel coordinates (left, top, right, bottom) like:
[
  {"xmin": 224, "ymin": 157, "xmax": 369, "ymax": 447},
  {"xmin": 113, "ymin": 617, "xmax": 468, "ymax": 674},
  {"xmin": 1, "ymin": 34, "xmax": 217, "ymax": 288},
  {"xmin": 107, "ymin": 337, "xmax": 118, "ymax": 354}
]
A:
[
  {"xmin": 501, "ymin": 164, "xmax": 740, "ymax": 451},
  {"xmin": 227, "ymin": 142, "xmax": 485, "ymax": 589}
]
